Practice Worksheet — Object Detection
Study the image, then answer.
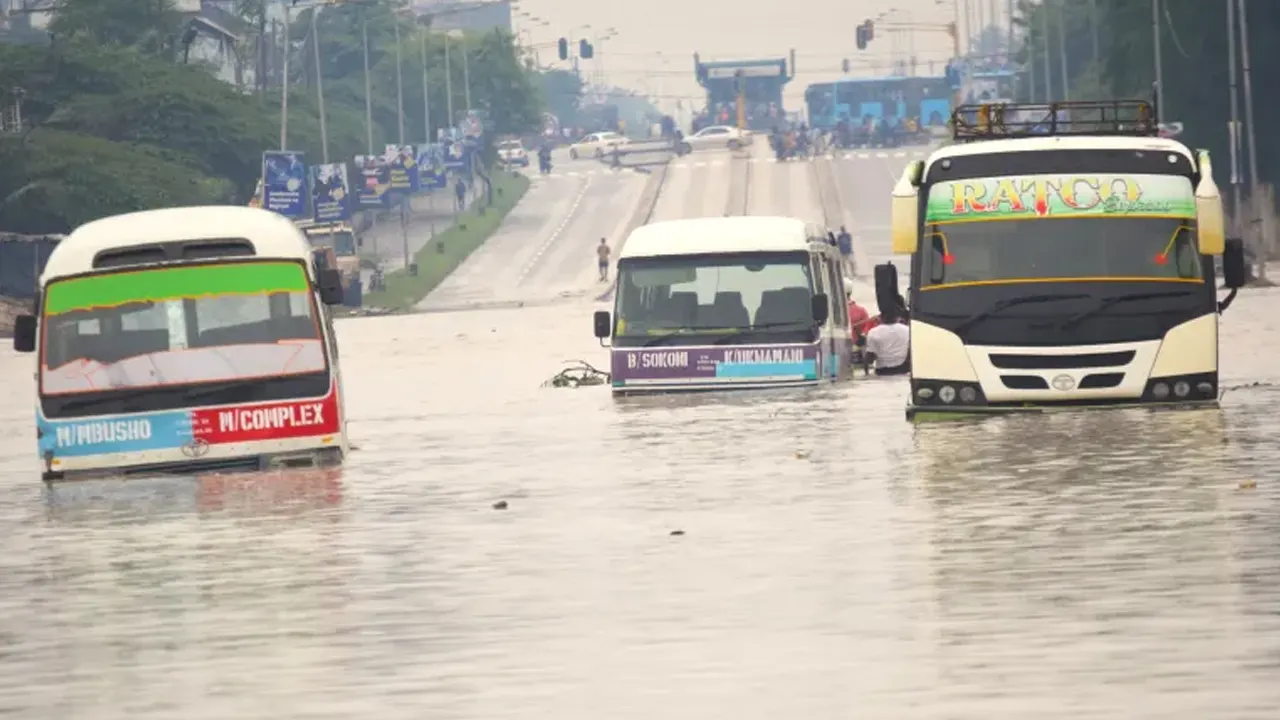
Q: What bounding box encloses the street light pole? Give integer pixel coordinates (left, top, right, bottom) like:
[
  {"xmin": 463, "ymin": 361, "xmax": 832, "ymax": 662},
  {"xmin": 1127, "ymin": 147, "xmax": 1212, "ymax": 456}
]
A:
[
  {"xmin": 311, "ymin": 7, "xmax": 329, "ymax": 162},
  {"xmin": 279, "ymin": 6, "xmax": 291, "ymax": 149},
  {"xmin": 1055, "ymin": 0, "xmax": 1069, "ymax": 101},
  {"xmin": 444, "ymin": 35, "xmax": 454, "ymax": 127},
  {"xmin": 394, "ymin": 19, "xmax": 405, "ymax": 145},
  {"xmin": 1152, "ymin": 0, "xmax": 1164, "ymax": 121},
  {"xmin": 1226, "ymin": 0, "xmax": 1243, "ymax": 233},
  {"xmin": 421, "ymin": 27, "xmax": 431, "ymax": 142},
  {"xmin": 361, "ymin": 14, "xmax": 374, "ymax": 154},
  {"xmin": 1236, "ymin": 0, "xmax": 1264, "ymax": 278},
  {"xmin": 460, "ymin": 35, "xmax": 472, "ymax": 112},
  {"xmin": 1040, "ymin": 2, "xmax": 1052, "ymax": 100}
]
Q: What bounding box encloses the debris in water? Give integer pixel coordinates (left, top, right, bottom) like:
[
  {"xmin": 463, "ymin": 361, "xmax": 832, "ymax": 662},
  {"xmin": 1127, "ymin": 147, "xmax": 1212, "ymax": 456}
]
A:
[
  {"xmin": 669, "ymin": 529, "xmax": 685, "ymax": 536},
  {"xmin": 1239, "ymin": 479, "xmax": 1257, "ymax": 490},
  {"xmin": 794, "ymin": 450, "xmax": 811, "ymax": 459},
  {"xmin": 543, "ymin": 360, "xmax": 611, "ymax": 388},
  {"xmin": 492, "ymin": 500, "xmax": 509, "ymax": 510}
]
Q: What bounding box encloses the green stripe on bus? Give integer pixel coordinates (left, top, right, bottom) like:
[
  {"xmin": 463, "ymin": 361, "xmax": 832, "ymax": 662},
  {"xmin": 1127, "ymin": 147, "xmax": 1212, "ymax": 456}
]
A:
[{"xmin": 44, "ymin": 262, "xmax": 310, "ymax": 315}]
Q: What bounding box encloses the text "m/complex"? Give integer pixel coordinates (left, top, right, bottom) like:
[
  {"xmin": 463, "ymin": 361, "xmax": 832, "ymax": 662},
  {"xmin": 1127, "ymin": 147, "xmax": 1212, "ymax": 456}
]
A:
[{"xmin": 218, "ymin": 404, "xmax": 325, "ymax": 433}]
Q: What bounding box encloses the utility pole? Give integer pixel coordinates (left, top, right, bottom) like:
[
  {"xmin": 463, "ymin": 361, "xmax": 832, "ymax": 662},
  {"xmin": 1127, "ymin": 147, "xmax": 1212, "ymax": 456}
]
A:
[
  {"xmin": 1236, "ymin": 0, "xmax": 1264, "ymax": 278},
  {"xmin": 361, "ymin": 14, "xmax": 374, "ymax": 154},
  {"xmin": 311, "ymin": 8, "xmax": 329, "ymax": 162},
  {"xmin": 1089, "ymin": 0, "xmax": 1100, "ymax": 73},
  {"xmin": 460, "ymin": 35, "xmax": 472, "ymax": 112},
  {"xmin": 1226, "ymin": 0, "xmax": 1243, "ymax": 234}
]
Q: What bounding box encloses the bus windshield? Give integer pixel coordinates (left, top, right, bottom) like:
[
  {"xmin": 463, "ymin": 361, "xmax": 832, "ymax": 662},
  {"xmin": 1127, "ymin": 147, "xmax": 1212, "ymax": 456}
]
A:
[
  {"xmin": 614, "ymin": 252, "xmax": 815, "ymax": 346},
  {"xmin": 40, "ymin": 261, "xmax": 326, "ymax": 395},
  {"xmin": 921, "ymin": 173, "xmax": 1204, "ymax": 288}
]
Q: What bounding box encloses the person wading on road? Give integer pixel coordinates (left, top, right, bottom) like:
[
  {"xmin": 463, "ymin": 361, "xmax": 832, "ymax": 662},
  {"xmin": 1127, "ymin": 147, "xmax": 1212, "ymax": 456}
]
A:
[
  {"xmin": 836, "ymin": 226, "xmax": 855, "ymax": 277},
  {"xmin": 596, "ymin": 238, "xmax": 611, "ymax": 282},
  {"xmin": 454, "ymin": 177, "xmax": 467, "ymax": 212},
  {"xmin": 864, "ymin": 311, "xmax": 911, "ymax": 376}
]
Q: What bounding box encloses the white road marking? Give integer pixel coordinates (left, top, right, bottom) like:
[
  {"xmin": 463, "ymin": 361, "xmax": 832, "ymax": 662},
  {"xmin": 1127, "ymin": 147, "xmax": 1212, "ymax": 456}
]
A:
[{"xmin": 516, "ymin": 175, "xmax": 592, "ymax": 284}]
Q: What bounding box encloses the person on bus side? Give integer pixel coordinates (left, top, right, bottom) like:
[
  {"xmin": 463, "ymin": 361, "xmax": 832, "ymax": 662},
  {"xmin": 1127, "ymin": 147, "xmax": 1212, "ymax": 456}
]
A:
[{"xmin": 864, "ymin": 311, "xmax": 910, "ymax": 376}]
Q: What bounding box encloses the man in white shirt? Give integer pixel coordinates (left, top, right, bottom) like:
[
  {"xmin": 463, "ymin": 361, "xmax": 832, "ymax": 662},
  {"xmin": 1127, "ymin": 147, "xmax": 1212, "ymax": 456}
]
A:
[{"xmin": 864, "ymin": 312, "xmax": 911, "ymax": 375}]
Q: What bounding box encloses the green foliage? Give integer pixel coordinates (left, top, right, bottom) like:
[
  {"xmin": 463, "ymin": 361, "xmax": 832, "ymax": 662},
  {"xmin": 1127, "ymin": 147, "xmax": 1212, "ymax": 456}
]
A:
[
  {"xmin": 0, "ymin": 0, "xmax": 548, "ymax": 234},
  {"xmin": 0, "ymin": 130, "xmax": 235, "ymax": 234},
  {"xmin": 1014, "ymin": 0, "xmax": 1280, "ymax": 186},
  {"xmin": 540, "ymin": 69, "xmax": 584, "ymax": 127},
  {"xmin": 362, "ymin": 171, "xmax": 530, "ymax": 311}
]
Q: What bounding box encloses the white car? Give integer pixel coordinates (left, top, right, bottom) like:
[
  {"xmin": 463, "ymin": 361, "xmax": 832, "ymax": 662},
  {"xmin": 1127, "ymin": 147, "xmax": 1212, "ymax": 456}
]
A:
[
  {"xmin": 568, "ymin": 131, "xmax": 629, "ymax": 159},
  {"xmin": 497, "ymin": 139, "xmax": 529, "ymax": 167},
  {"xmin": 681, "ymin": 125, "xmax": 751, "ymax": 152}
]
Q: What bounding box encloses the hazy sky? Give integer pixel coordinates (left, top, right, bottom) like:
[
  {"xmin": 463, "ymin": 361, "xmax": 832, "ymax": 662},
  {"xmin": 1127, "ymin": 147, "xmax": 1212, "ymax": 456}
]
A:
[{"xmin": 513, "ymin": 0, "xmax": 1014, "ymax": 108}]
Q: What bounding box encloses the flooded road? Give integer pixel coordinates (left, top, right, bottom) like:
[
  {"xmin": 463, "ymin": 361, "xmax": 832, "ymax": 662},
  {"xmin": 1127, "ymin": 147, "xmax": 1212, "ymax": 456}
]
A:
[{"xmin": 2, "ymin": 149, "xmax": 1279, "ymax": 718}]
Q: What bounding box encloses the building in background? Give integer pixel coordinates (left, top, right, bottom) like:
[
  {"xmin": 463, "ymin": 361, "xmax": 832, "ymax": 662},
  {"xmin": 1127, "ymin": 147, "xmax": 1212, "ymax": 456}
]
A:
[{"xmin": 412, "ymin": 0, "xmax": 512, "ymax": 33}]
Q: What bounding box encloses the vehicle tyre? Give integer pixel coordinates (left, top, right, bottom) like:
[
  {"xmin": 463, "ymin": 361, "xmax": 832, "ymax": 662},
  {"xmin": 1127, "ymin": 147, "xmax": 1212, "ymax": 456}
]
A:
[
  {"xmin": 570, "ymin": 149, "xmax": 579, "ymax": 160},
  {"xmin": 594, "ymin": 148, "xmax": 604, "ymax": 159},
  {"xmin": 727, "ymin": 139, "xmax": 742, "ymax": 151},
  {"xmin": 679, "ymin": 142, "xmax": 692, "ymax": 155}
]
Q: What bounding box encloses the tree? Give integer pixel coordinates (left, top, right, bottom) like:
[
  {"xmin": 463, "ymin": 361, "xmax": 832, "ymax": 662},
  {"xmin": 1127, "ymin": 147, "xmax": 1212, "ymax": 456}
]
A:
[
  {"xmin": 1014, "ymin": 0, "xmax": 1280, "ymax": 189},
  {"xmin": 49, "ymin": 0, "xmax": 185, "ymax": 58},
  {"xmin": 539, "ymin": 68, "xmax": 584, "ymax": 127}
]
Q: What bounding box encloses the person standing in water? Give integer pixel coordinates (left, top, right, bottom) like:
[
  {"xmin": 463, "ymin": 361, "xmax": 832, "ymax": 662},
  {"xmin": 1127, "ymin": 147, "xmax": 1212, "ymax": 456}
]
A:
[{"xmin": 596, "ymin": 238, "xmax": 611, "ymax": 282}]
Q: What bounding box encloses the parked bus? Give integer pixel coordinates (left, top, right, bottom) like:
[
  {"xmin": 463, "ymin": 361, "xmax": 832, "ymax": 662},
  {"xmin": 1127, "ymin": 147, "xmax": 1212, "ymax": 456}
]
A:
[
  {"xmin": 805, "ymin": 75, "xmax": 952, "ymax": 130},
  {"xmin": 695, "ymin": 55, "xmax": 794, "ymax": 132},
  {"xmin": 10, "ymin": 206, "xmax": 351, "ymax": 482},
  {"xmin": 876, "ymin": 100, "xmax": 1247, "ymax": 422}
]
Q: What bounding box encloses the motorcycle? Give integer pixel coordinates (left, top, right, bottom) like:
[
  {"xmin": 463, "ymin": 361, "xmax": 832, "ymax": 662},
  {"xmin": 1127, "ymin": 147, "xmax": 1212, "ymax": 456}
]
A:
[{"xmin": 538, "ymin": 152, "xmax": 552, "ymax": 174}]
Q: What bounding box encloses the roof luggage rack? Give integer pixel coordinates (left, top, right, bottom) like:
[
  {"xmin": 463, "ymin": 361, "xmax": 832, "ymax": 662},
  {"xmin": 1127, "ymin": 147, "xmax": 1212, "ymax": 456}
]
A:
[{"xmin": 950, "ymin": 100, "xmax": 1158, "ymax": 142}]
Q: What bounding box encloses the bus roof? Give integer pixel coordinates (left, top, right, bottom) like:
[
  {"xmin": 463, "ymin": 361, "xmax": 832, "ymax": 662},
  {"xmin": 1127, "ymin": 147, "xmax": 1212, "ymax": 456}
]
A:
[
  {"xmin": 924, "ymin": 135, "xmax": 1197, "ymax": 177},
  {"xmin": 42, "ymin": 206, "xmax": 316, "ymax": 282},
  {"xmin": 699, "ymin": 58, "xmax": 786, "ymax": 68},
  {"xmin": 619, "ymin": 217, "xmax": 820, "ymax": 259}
]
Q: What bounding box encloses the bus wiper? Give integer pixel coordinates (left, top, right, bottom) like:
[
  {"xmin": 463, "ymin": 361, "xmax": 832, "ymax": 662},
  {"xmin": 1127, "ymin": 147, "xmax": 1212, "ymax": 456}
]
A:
[
  {"xmin": 182, "ymin": 379, "xmax": 263, "ymax": 403},
  {"xmin": 954, "ymin": 294, "xmax": 1090, "ymax": 333},
  {"xmin": 1055, "ymin": 290, "xmax": 1196, "ymax": 331}
]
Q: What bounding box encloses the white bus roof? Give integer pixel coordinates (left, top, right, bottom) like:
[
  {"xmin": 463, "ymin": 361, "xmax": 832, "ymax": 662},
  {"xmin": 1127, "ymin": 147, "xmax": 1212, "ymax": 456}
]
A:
[
  {"xmin": 925, "ymin": 135, "xmax": 1196, "ymax": 178},
  {"xmin": 42, "ymin": 206, "xmax": 316, "ymax": 282},
  {"xmin": 619, "ymin": 216, "xmax": 822, "ymax": 259}
]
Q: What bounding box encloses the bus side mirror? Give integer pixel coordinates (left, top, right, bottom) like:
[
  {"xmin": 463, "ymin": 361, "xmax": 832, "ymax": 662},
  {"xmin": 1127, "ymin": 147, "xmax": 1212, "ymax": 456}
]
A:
[
  {"xmin": 593, "ymin": 310, "xmax": 611, "ymax": 340},
  {"xmin": 12, "ymin": 315, "xmax": 36, "ymax": 353},
  {"xmin": 1195, "ymin": 150, "xmax": 1226, "ymax": 254},
  {"xmin": 318, "ymin": 268, "xmax": 344, "ymax": 305},
  {"xmin": 874, "ymin": 262, "xmax": 899, "ymax": 314},
  {"xmin": 1221, "ymin": 238, "xmax": 1247, "ymax": 289},
  {"xmin": 890, "ymin": 161, "xmax": 922, "ymax": 254},
  {"xmin": 811, "ymin": 293, "xmax": 830, "ymax": 325}
]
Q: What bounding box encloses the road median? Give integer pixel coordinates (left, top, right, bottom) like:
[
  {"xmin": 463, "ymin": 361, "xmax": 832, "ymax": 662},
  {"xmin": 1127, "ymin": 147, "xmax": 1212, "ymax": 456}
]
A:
[{"xmin": 360, "ymin": 171, "xmax": 531, "ymax": 313}]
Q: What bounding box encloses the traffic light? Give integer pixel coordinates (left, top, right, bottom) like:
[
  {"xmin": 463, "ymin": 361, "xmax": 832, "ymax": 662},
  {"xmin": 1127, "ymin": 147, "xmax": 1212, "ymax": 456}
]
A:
[
  {"xmin": 842, "ymin": 58, "xmax": 850, "ymax": 74},
  {"xmin": 856, "ymin": 24, "xmax": 867, "ymax": 50},
  {"xmin": 558, "ymin": 37, "xmax": 568, "ymax": 61},
  {"xmin": 579, "ymin": 39, "xmax": 593, "ymax": 59}
]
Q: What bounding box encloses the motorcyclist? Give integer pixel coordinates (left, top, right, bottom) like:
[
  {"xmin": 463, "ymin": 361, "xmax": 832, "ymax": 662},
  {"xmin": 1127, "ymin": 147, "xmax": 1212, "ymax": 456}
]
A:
[{"xmin": 537, "ymin": 143, "xmax": 553, "ymax": 173}]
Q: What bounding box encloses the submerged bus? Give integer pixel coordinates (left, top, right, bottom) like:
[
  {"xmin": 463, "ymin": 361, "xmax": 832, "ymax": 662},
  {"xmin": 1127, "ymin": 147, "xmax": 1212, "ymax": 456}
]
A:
[
  {"xmin": 10, "ymin": 206, "xmax": 351, "ymax": 481},
  {"xmin": 877, "ymin": 100, "xmax": 1247, "ymax": 421},
  {"xmin": 594, "ymin": 217, "xmax": 853, "ymax": 393},
  {"xmin": 805, "ymin": 75, "xmax": 953, "ymax": 130}
]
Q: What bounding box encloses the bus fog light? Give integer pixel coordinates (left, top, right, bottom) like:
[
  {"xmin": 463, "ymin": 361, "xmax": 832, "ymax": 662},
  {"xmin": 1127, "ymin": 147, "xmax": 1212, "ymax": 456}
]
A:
[
  {"xmin": 939, "ymin": 385, "xmax": 957, "ymax": 404},
  {"xmin": 1173, "ymin": 381, "xmax": 1191, "ymax": 398},
  {"xmin": 916, "ymin": 387, "xmax": 935, "ymax": 400},
  {"xmin": 1196, "ymin": 381, "xmax": 1214, "ymax": 395},
  {"xmin": 958, "ymin": 386, "xmax": 978, "ymax": 403},
  {"xmin": 1152, "ymin": 382, "xmax": 1170, "ymax": 399}
]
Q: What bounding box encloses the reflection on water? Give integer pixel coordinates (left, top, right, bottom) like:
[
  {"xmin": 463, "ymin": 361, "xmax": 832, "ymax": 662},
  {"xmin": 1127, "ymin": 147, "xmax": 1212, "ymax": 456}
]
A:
[{"xmin": 0, "ymin": 296, "xmax": 1278, "ymax": 718}]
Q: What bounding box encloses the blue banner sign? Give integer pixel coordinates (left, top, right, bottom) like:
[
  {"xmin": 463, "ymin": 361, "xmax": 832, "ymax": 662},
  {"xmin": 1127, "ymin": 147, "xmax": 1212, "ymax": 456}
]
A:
[
  {"xmin": 310, "ymin": 163, "xmax": 351, "ymax": 222},
  {"xmin": 261, "ymin": 151, "xmax": 307, "ymax": 218}
]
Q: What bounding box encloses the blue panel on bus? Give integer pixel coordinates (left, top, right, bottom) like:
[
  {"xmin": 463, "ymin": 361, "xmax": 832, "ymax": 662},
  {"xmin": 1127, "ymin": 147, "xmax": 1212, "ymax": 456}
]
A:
[{"xmin": 37, "ymin": 410, "xmax": 196, "ymax": 458}]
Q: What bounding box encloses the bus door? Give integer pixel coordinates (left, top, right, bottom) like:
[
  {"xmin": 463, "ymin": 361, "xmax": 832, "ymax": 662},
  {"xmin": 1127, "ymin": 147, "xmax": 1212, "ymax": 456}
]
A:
[{"xmin": 859, "ymin": 102, "xmax": 883, "ymax": 122}]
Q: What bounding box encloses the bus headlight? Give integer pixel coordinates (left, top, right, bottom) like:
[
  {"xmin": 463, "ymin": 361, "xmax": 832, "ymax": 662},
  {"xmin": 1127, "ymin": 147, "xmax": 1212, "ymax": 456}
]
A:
[
  {"xmin": 1143, "ymin": 373, "xmax": 1216, "ymax": 403},
  {"xmin": 912, "ymin": 379, "xmax": 986, "ymax": 407}
]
